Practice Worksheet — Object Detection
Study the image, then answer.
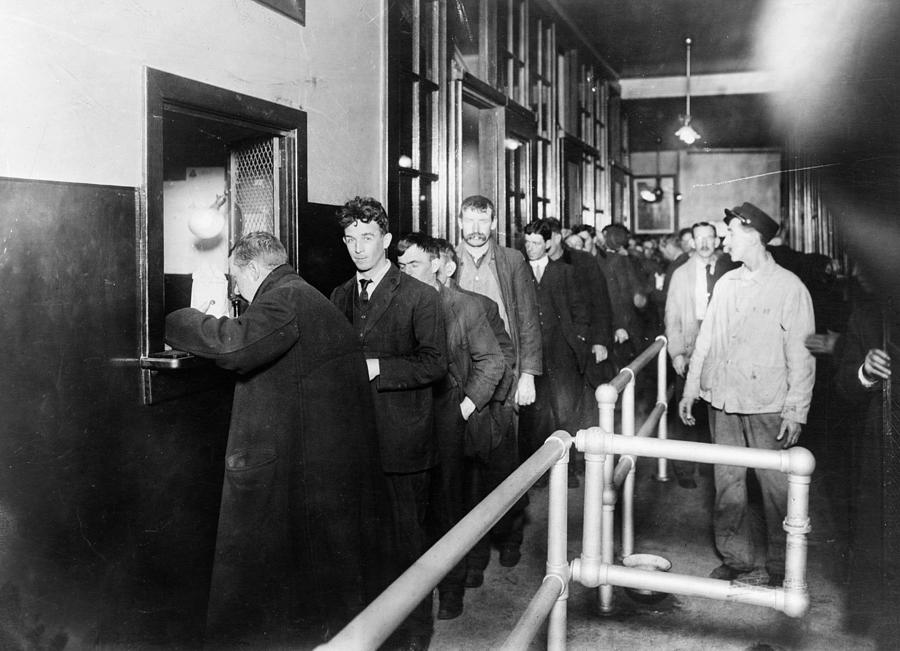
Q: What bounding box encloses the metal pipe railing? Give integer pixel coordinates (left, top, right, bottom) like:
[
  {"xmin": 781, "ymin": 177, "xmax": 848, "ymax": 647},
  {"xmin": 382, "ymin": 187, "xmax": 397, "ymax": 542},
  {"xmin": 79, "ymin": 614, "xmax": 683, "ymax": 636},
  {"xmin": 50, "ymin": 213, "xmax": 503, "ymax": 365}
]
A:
[
  {"xmin": 613, "ymin": 384, "xmax": 674, "ymax": 487},
  {"xmin": 502, "ymin": 448, "xmax": 571, "ymax": 651},
  {"xmin": 574, "ymin": 426, "xmax": 815, "ymax": 618},
  {"xmin": 319, "ymin": 432, "xmax": 573, "ymax": 651},
  {"xmin": 594, "ymin": 335, "xmax": 668, "ymax": 611}
]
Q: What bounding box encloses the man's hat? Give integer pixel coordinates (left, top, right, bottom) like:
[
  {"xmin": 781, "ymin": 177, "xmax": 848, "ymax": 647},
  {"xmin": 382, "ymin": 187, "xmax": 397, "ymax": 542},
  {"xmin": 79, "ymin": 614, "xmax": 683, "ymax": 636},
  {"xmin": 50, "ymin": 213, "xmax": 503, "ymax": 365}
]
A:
[{"xmin": 723, "ymin": 202, "xmax": 779, "ymax": 244}]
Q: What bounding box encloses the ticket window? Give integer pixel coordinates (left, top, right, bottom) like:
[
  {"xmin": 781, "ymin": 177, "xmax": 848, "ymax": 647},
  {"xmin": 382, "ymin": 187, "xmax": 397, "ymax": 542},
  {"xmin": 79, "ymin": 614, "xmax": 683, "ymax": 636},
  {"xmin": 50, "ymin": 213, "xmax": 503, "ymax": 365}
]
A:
[{"xmin": 141, "ymin": 69, "xmax": 306, "ymax": 404}]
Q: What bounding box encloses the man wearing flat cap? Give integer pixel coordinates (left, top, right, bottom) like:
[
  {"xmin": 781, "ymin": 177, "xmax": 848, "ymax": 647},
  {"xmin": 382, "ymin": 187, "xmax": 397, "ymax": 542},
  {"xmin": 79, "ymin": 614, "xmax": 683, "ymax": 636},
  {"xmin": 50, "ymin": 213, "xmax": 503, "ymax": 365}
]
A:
[{"xmin": 678, "ymin": 201, "xmax": 816, "ymax": 587}]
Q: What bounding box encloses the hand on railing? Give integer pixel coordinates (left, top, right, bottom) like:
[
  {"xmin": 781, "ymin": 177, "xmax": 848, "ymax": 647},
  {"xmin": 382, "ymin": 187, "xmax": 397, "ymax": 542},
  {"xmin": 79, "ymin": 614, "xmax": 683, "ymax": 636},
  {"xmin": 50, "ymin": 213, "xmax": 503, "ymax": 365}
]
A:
[{"xmin": 592, "ymin": 344, "xmax": 609, "ymax": 363}]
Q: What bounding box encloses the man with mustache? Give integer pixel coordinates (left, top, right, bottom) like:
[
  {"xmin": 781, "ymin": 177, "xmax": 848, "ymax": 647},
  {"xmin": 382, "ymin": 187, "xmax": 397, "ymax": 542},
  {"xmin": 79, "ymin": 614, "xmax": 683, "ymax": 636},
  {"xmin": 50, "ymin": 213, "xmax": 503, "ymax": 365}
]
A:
[{"xmin": 453, "ymin": 195, "xmax": 542, "ymax": 586}]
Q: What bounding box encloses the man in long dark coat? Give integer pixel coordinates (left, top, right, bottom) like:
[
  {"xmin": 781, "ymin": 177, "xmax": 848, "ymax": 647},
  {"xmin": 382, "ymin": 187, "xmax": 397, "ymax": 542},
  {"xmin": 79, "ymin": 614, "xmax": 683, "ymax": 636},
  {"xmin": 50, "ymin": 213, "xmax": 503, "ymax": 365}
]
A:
[
  {"xmin": 520, "ymin": 218, "xmax": 591, "ymax": 461},
  {"xmin": 165, "ymin": 231, "xmax": 385, "ymax": 645}
]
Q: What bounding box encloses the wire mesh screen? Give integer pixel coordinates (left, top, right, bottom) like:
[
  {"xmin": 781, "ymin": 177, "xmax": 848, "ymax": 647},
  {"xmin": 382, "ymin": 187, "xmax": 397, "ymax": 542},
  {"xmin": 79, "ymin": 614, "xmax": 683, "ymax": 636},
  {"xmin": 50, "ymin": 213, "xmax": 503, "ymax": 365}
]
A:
[{"xmin": 229, "ymin": 137, "xmax": 279, "ymax": 239}]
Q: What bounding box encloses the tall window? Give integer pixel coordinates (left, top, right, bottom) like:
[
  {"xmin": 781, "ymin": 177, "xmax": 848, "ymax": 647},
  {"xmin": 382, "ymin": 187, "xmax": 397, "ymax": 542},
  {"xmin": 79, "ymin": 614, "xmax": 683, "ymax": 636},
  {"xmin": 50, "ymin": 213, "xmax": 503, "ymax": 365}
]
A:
[
  {"xmin": 498, "ymin": 0, "xmax": 528, "ymax": 107},
  {"xmin": 389, "ymin": 0, "xmax": 445, "ymax": 235},
  {"xmin": 532, "ymin": 17, "xmax": 556, "ymax": 220}
]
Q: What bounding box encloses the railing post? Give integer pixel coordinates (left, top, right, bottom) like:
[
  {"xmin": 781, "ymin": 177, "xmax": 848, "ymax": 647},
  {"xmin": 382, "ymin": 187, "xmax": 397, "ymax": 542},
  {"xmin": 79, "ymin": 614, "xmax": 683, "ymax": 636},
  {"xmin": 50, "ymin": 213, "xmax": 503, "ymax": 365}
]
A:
[
  {"xmin": 546, "ymin": 447, "xmax": 570, "ymax": 651},
  {"xmin": 594, "ymin": 383, "xmax": 618, "ymax": 613},
  {"xmin": 621, "ymin": 373, "xmax": 636, "ymax": 558},
  {"xmin": 655, "ymin": 335, "xmax": 670, "ymax": 482}
]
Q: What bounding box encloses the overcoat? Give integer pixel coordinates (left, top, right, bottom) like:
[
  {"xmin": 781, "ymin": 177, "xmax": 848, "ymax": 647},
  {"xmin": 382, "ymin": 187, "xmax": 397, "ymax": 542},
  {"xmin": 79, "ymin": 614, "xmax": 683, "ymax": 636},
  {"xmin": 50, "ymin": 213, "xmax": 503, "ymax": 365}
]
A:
[{"xmin": 165, "ymin": 264, "xmax": 385, "ymax": 640}]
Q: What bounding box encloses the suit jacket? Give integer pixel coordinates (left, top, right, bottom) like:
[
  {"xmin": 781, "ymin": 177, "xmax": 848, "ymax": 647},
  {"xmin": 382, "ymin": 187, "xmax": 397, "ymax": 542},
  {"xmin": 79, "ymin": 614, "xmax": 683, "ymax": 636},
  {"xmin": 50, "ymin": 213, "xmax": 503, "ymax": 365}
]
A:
[
  {"xmin": 455, "ymin": 282, "xmax": 515, "ymax": 402},
  {"xmin": 596, "ymin": 249, "xmax": 645, "ymax": 340},
  {"xmin": 437, "ymin": 283, "xmax": 505, "ymax": 411},
  {"xmin": 533, "ymin": 258, "xmax": 590, "ymax": 373},
  {"xmin": 665, "ymin": 254, "xmax": 716, "ymax": 361},
  {"xmin": 560, "ymin": 247, "xmax": 613, "ymax": 348},
  {"xmin": 456, "ymin": 239, "xmax": 542, "ymax": 378},
  {"xmin": 331, "ymin": 264, "xmax": 447, "ymax": 473}
]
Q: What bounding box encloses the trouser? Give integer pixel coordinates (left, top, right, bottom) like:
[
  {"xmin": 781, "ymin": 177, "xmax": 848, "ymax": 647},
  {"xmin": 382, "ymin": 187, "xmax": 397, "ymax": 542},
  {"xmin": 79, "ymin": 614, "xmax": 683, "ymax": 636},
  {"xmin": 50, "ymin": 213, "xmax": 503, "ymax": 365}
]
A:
[
  {"xmin": 430, "ymin": 389, "xmax": 468, "ymax": 597},
  {"xmin": 465, "ymin": 401, "xmax": 526, "ymax": 571},
  {"xmin": 385, "ymin": 470, "xmax": 434, "ymax": 637},
  {"xmin": 708, "ymin": 408, "xmax": 788, "ymax": 575},
  {"xmin": 669, "ymin": 373, "xmax": 710, "ymax": 484}
]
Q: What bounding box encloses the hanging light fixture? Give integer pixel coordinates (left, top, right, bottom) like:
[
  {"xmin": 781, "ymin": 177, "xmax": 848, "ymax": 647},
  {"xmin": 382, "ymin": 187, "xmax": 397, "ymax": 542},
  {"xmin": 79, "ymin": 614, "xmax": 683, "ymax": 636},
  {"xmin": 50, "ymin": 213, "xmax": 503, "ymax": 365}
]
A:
[
  {"xmin": 640, "ymin": 138, "xmax": 664, "ymax": 203},
  {"xmin": 675, "ymin": 37, "xmax": 701, "ymax": 145}
]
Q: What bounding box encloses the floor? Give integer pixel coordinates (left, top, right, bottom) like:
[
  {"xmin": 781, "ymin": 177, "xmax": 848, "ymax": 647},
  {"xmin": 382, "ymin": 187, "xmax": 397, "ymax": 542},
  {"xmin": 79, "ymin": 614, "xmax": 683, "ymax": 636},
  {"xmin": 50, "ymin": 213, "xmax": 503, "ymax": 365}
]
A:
[{"xmin": 430, "ymin": 408, "xmax": 876, "ymax": 651}]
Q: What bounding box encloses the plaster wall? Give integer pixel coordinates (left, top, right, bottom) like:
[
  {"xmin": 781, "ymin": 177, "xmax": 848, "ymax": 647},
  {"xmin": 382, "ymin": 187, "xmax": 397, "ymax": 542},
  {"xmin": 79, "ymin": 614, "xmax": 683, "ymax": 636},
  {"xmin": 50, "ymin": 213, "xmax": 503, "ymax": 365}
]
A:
[{"xmin": 0, "ymin": 0, "xmax": 385, "ymax": 203}]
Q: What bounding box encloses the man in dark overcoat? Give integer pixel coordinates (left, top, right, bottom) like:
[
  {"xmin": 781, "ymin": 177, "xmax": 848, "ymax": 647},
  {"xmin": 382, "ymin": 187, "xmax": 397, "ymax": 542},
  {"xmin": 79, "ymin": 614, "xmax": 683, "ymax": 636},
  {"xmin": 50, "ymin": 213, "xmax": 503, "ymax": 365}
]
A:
[
  {"xmin": 330, "ymin": 197, "xmax": 446, "ymax": 651},
  {"xmin": 520, "ymin": 218, "xmax": 591, "ymax": 461},
  {"xmin": 165, "ymin": 231, "xmax": 385, "ymax": 645}
]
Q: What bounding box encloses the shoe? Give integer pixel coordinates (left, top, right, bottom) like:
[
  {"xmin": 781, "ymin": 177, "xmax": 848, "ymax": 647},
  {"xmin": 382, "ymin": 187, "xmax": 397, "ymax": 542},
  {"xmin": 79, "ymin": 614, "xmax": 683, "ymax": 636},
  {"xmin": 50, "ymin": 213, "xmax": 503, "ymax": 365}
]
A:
[
  {"xmin": 767, "ymin": 572, "xmax": 785, "ymax": 587},
  {"xmin": 499, "ymin": 544, "xmax": 521, "ymax": 567},
  {"xmin": 464, "ymin": 568, "xmax": 483, "ymax": 588},
  {"xmin": 403, "ymin": 633, "xmax": 431, "ymax": 651},
  {"xmin": 437, "ymin": 592, "xmax": 464, "ymax": 620},
  {"xmin": 708, "ymin": 564, "xmax": 745, "ymax": 581}
]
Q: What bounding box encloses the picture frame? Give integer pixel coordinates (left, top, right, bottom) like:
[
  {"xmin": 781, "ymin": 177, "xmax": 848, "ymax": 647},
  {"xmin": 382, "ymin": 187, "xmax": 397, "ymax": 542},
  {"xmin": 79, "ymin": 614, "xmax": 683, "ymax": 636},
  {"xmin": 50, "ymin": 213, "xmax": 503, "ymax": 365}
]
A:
[
  {"xmin": 252, "ymin": 0, "xmax": 305, "ymax": 25},
  {"xmin": 632, "ymin": 175, "xmax": 677, "ymax": 234}
]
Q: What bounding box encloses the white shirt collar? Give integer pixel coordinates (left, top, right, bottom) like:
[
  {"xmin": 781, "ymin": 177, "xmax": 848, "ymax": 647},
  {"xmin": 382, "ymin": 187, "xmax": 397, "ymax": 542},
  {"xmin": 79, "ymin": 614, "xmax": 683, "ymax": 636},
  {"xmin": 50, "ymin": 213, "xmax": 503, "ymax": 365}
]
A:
[{"xmin": 356, "ymin": 259, "xmax": 391, "ymax": 296}]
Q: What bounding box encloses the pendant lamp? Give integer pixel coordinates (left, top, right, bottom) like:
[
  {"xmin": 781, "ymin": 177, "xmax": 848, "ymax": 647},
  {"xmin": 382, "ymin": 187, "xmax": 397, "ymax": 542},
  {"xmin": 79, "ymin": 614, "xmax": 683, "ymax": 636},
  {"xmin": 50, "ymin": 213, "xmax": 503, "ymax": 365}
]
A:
[{"xmin": 675, "ymin": 37, "xmax": 701, "ymax": 145}]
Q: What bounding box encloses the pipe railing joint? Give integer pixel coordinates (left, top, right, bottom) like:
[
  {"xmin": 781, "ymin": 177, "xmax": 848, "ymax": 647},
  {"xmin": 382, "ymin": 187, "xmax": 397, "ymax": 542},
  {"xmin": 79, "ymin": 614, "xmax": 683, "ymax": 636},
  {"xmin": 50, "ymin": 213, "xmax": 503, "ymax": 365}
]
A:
[
  {"xmin": 783, "ymin": 517, "xmax": 812, "ymax": 536},
  {"xmin": 575, "ymin": 426, "xmax": 612, "ymax": 456}
]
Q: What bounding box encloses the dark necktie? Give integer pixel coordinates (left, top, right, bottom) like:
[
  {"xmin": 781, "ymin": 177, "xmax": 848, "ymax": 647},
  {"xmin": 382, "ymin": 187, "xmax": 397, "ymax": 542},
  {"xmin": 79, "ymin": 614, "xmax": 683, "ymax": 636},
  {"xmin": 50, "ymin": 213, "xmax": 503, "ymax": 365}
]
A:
[
  {"xmin": 359, "ymin": 278, "xmax": 372, "ymax": 304},
  {"xmin": 706, "ymin": 263, "xmax": 715, "ymax": 304}
]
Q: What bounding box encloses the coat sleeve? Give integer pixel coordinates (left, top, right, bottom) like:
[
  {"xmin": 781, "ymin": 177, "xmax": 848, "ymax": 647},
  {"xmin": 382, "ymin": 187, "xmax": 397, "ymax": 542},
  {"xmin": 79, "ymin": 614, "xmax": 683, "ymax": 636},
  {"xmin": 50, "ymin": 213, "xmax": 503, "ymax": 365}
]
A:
[
  {"xmin": 510, "ymin": 253, "xmax": 543, "ymax": 376},
  {"xmin": 460, "ymin": 300, "xmax": 506, "ymax": 409},
  {"xmin": 780, "ymin": 280, "xmax": 817, "ymax": 423},
  {"xmin": 665, "ymin": 265, "xmax": 690, "ymax": 359},
  {"xmin": 589, "ymin": 261, "xmax": 614, "ymax": 347},
  {"xmin": 835, "ymin": 308, "xmax": 880, "ymax": 404},
  {"xmin": 165, "ymin": 290, "xmax": 299, "ymax": 375},
  {"xmin": 375, "ymin": 285, "xmax": 448, "ymax": 390},
  {"xmin": 684, "ymin": 287, "xmax": 717, "ymax": 400}
]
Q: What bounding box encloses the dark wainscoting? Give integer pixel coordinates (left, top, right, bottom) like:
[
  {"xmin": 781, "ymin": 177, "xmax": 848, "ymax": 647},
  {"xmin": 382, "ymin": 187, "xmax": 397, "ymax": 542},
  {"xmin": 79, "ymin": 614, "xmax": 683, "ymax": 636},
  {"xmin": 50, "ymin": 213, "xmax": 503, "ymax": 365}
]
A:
[
  {"xmin": 0, "ymin": 177, "xmax": 230, "ymax": 646},
  {"xmin": 297, "ymin": 201, "xmax": 356, "ymax": 298}
]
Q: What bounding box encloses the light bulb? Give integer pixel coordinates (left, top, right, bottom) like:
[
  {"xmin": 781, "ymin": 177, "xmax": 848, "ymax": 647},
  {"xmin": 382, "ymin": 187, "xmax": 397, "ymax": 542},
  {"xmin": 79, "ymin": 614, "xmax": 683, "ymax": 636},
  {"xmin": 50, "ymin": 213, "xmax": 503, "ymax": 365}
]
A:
[{"xmin": 188, "ymin": 206, "xmax": 226, "ymax": 239}]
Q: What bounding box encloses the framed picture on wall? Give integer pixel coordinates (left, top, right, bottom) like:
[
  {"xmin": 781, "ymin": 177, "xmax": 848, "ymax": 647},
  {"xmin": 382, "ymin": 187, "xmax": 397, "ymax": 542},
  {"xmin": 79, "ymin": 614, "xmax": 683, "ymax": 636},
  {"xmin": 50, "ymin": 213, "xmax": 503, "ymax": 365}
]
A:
[{"xmin": 632, "ymin": 175, "xmax": 676, "ymax": 234}]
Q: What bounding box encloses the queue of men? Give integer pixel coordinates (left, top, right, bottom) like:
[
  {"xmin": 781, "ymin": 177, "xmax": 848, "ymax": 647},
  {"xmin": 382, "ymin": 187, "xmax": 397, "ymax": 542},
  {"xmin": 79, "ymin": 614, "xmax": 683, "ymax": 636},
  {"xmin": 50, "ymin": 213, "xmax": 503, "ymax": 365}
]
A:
[{"xmin": 163, "ymin": 192, "xmax": 821, "ymax": 649}]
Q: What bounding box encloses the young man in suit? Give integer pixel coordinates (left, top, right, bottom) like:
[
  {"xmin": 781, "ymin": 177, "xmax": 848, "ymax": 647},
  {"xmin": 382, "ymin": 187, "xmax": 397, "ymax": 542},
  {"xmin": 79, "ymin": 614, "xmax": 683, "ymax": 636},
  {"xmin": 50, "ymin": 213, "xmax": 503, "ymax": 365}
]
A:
[
  {"xmin": 519, "ymin": 218, "xmax": 591, "ymax": 464},
  {"xmin": 396, "ymin": 232, "xmax": 505, "ymax": 621},
  {"xmin": 330, "ymin": 197, "xmax": 446, "ymax": 651}
]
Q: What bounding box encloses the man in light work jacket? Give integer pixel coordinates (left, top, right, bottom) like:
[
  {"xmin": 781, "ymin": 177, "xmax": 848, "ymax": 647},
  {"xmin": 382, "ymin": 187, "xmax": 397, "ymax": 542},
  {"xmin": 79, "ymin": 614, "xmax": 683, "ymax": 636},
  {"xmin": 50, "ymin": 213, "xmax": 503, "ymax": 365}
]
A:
[
  {"xmin": 454, "ymin": 194, "xmax": 542, "ymax": 583},
  {"xmin": 679, "ymin": 202, "xmax": 816, "ymax": 588}
]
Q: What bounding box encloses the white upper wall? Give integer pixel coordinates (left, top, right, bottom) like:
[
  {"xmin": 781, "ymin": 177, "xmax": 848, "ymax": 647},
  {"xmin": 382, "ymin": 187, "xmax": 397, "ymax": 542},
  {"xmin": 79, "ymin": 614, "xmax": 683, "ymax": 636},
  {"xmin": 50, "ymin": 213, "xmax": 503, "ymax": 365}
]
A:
[{"xmin": 0, "ymin": 0, "xmax": 385, "ymax": 204}]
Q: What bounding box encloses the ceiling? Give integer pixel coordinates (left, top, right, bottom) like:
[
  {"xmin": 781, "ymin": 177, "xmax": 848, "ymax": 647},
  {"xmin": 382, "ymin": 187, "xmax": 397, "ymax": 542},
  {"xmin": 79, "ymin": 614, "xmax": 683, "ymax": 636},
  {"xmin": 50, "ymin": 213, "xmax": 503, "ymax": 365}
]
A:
[{"xmin": 549, "ymin": 0, "xmax": 778, "ymax": 152}]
